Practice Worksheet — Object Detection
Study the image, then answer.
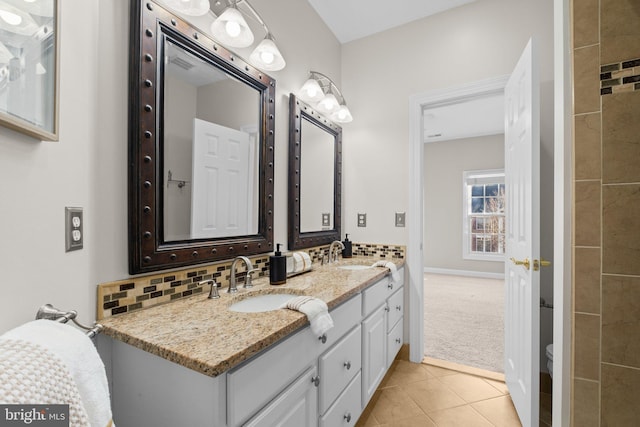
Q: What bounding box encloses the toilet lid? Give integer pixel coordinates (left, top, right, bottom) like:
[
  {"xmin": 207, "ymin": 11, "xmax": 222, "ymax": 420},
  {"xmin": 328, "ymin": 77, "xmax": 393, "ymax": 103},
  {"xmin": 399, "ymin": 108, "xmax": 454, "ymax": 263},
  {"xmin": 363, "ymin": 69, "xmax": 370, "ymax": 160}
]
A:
[{"xmin": 546, "ymin": 344, "xmax": 554, "ymax": 359}]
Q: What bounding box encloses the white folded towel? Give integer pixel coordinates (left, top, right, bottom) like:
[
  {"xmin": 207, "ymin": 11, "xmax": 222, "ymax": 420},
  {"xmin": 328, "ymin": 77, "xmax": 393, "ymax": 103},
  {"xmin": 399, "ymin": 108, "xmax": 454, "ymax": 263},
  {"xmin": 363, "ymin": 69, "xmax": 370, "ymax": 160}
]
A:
[
  {"xmin": 2, "ymin": 320, "xmax": 114, "ymax": 427},
  {"xmin": 372, "ymin": 260, "xmax": 400, "ymax": 282},
  {"xmin": 281, "ymin": 296, "xmax": 334, "ymax": 336}
]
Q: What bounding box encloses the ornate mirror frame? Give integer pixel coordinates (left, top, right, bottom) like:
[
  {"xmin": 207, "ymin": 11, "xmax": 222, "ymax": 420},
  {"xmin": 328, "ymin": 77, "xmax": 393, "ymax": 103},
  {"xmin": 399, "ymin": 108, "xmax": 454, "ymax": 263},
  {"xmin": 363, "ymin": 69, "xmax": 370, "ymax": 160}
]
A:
[
  {"xmin": 288, "ymin": 94, "xmax": 342, "ymax": 250},
  {"xmin": 128, "ymin": 0, "xmax": 275, "ymax": 274}
]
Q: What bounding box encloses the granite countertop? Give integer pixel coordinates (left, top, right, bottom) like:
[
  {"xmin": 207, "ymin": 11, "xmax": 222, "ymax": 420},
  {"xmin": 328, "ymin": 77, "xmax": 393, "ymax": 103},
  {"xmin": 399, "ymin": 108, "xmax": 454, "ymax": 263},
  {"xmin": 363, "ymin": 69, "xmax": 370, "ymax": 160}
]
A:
[{"xmin": 99, "ymin": 257, "xmax": 404, "ymax": 377}]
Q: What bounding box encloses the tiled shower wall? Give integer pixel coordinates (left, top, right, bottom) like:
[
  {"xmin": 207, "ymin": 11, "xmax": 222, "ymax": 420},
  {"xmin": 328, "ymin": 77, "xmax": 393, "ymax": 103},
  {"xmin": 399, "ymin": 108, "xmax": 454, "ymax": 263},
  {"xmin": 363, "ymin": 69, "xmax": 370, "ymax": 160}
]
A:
[{"xmin": 572, "ymin": 0, "xmax": 640, "ymax": 425}]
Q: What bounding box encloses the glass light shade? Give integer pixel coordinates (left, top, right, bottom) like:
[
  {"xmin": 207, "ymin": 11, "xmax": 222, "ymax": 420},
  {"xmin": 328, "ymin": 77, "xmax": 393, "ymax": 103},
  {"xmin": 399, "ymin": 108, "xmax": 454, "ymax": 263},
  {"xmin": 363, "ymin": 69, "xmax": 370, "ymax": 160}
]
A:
[
  {"xmin": 163, "ymin": 0, "xmax": 210, "ymax": 17},
  {"xmin": 331, "ymin": 105, "xmax": 353, "ymax": 123},
  {"xmin": 0, "ymin": 3, "xmax": 38, "ymax": 35},
  {"xmin": 316, "ymin": 93, "xmax": 340, "ymax": 113},
  {"xmin": 210, "ymin": 7, "xmax": 254, "ymax": 48},
  {"xmin": 298, "ymin": 78, "xmax": 324, "ymax": 102},
  {"xmin": 249, "ymin": 37, "xmax": 286, "ymax": 71}
]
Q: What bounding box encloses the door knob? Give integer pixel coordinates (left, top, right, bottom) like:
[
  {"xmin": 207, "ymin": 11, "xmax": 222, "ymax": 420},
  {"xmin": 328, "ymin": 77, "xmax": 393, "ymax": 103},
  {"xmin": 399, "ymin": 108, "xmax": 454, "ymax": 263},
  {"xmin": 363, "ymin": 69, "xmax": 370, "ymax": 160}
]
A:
[
  {"xmin": 510, "ymin": 257, "xmax": 530, "ymax": 270},
  {"xmin": 533, "ymin": 258, "xmax": 551, "ymax": 271}
]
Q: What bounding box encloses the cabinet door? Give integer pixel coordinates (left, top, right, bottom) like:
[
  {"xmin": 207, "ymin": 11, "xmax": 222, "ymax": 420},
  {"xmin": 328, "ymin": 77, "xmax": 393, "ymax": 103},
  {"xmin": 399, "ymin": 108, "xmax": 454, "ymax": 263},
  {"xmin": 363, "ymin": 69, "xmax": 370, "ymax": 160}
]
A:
[
  {"xmin": 361, "ymin": 304, "xmax": 387, "ymax": 406},
  {"xmin": 244, "ymin": 366, "xmax": 318, "ymax": 427}
]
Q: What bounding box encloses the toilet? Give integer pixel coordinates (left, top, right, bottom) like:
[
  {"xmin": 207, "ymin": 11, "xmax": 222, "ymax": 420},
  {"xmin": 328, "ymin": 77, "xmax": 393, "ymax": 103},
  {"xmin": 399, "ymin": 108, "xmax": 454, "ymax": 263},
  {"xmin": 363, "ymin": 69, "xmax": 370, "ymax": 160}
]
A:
[{"xmin": 546, "ymin": 344, "xmax": 554, "ymax": 378}]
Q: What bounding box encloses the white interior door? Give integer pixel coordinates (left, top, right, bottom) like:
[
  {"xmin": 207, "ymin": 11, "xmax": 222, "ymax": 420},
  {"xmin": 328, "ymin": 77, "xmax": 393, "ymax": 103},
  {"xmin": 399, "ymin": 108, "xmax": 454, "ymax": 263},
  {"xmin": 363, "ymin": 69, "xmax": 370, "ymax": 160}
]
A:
[
  {"xmin": 504, "ymin": 38, "xmax": 540, "ymax": 427},
  {"xmin": 191, "ymin": 118, "xmax": 253, "ymax": 239}
]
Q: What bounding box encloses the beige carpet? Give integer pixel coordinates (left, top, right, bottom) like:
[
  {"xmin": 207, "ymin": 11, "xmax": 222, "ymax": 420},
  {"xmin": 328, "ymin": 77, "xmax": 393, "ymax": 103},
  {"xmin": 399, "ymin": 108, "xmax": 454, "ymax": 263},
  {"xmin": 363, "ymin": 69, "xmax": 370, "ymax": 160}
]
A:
[{"xmin": 424, "ymin": 273, "xmax": 504, "ymax": 373}]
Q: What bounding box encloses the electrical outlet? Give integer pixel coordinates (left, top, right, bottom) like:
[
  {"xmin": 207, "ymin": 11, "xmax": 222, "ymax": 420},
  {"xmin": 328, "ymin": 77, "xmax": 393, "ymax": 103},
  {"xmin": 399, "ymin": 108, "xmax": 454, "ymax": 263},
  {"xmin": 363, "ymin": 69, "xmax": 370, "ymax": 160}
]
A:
[
  {"xmin": 395, "ymin": 212, "xmax": 406, "ymax": 227},
  {"xmin": 357, "ymin": 213, "xmax": 367, "ymax": 227},
  {"xmin": 65, "ymin": 207, "xmax": 83, "ymax": 252}
]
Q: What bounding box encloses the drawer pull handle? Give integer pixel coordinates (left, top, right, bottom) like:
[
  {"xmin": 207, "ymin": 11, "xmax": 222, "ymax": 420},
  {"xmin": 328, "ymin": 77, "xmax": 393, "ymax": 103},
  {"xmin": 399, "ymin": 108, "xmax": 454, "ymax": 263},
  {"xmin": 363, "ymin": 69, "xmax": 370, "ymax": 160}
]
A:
[
  {"xmin": 311, "ymin": 375, "xmax": 320, "ymax": 387},
  {"xmin": 396, "ymin": 338, "xmax": 401, "ymax": 344},
  {"xmin": 396, "ymin": 305, "xmax": 402, "ymax": 311},
  {"xmin": 318, "ymin": 334, "xmax": 327, "ymax": 344},
  {"xmin": 344, "ymin": 413, "xmax": 352, "ymax": 423},
  {"xmin": 344, "ymin": 361, "xmax": 351, "ymax": 370},
  {"xmin": 388, "ymin": 283, "xmax": 394, "ymax": 290}
]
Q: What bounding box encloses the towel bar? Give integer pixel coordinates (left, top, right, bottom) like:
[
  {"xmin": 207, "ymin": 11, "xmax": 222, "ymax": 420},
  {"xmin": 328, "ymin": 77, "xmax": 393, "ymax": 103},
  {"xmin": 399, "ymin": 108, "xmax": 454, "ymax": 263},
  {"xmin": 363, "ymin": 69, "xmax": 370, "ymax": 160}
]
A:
[{"xmin": 36, "ymin": 304, "xmax": 103, "ymax": 338}]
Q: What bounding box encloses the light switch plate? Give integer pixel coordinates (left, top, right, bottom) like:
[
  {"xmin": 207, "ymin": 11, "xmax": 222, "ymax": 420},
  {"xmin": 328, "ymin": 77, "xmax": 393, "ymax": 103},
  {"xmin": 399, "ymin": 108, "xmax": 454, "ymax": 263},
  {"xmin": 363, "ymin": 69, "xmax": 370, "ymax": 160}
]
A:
[
  {"xmin": 357, "ymin": 213, "xmax": 367, "ymax": 227},
  {"xmin": 322, "ymin": 213, "xmax": 330, "ymax": 227},
  {"xmin": 65, "ymin": 207, "xmax": 83, "ymax": 252},
  {"xmin": 395, "ymin": 212, "xmax": 406, "ymax": 227}
]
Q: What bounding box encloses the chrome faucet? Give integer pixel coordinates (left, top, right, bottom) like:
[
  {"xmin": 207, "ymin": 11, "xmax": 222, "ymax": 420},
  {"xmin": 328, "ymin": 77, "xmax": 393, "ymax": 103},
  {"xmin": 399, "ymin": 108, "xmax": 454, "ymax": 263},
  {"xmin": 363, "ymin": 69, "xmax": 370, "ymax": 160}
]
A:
[
  {"xmin": 328, "ymin": 240, "xmax": 345, "ymax": 263},
  {"xmin": 228, "ymin": 256, "xmax": 254, "ymax": 293}
]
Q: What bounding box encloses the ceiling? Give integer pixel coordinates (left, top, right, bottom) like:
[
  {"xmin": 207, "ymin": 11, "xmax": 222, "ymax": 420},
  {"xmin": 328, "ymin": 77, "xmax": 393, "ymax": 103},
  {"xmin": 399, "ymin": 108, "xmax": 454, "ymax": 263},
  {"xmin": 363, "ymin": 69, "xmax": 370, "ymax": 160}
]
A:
[
  {"xmin": 303, "ymin": 0, "xmax": 500, "ymax": 142},
  {"xmin": 306, "ymin": 0, "xmax": 477, "ymax": 43},
  {"xmin": 423, "ymin": 94, "xmax": 504, "ymax": 143}
]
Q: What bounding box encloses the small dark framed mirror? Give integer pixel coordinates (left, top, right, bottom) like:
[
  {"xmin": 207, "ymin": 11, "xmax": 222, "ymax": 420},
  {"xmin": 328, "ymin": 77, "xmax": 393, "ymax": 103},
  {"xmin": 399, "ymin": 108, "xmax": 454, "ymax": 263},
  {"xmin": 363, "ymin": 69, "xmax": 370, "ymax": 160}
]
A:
[
  {"xmin": 128, "ymin": 0, "xmax": 275, "ymax": 274},
  {"xmin": 288, "ymin": 94, "xmax": 342, "ymax": 249}
]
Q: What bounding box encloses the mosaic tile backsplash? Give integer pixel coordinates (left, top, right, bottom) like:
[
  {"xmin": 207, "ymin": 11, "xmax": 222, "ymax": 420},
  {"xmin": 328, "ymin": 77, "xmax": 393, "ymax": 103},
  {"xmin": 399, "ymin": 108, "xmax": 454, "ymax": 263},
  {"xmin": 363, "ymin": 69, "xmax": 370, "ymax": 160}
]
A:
[
  {"xmin": 600, "ymin": 58, "xmax": 640, "ymax": 95},
  {"xmin": 97, "ymin": 242, "xmax": 405, "ymax": 319}
]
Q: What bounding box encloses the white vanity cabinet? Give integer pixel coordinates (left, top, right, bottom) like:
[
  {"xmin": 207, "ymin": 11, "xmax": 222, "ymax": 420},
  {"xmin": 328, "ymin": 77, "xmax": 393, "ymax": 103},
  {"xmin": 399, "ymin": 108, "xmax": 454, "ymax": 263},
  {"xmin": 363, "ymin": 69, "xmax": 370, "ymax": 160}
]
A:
[
  {"xmin": 228, "ymin": 294, "xmax": 362, "ymax": 427},
  {"xmin": 101, "ymin": 266, "xmax": 404, "ymax": 427},
  {"xmin": 361, "ymin": 269, "xmax": 405, "ymax": 407}
]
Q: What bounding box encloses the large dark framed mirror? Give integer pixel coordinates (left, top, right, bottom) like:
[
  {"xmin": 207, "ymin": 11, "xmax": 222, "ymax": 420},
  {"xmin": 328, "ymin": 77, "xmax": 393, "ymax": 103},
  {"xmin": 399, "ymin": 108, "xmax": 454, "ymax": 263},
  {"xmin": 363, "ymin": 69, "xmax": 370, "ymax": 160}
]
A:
[
  {"xmin": 129, "ymin": 0, "xmax": 275, "ymax": 274},
  {"xmin": 288, "ymin": 94, "xmax": 342, "ymax": 249}
]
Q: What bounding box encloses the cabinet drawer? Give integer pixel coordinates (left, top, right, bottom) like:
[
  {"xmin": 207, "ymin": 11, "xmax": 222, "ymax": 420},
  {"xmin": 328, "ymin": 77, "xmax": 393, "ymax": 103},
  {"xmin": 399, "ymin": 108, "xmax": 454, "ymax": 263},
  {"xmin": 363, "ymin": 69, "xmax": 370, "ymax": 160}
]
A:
[
  {"xmin": 386, "ymin": 287, "xmax": 404, "ymax": 333},
  {"xmin": 319, "ymin": 324, "xmax": 362, "ymax": 414},
  {"xmin": 387, "ymin": 318, "xmax": 403, "ymax": 369},
  {"xmin": 361, "ymin": 276, "xmax": 390, "ymax": 317},
  {"xmin": 318, "ymin": 293, "xmax": 362, "ymax": 350},
  {"xmin": 320, "ymin": 372, "xmax": 362, "ymax": 427}
]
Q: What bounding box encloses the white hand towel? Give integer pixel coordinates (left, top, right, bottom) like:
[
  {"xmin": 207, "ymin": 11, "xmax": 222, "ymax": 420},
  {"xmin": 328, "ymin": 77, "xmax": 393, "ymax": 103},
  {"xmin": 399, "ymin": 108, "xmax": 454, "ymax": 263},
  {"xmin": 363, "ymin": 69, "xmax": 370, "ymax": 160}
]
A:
[
  {"xmin": 281, "ymin": 296, "xmax": 334, "ymax": 336},
  {"xmin": 372, "ymin": 260, "xmax": 400, "ymax": 282},
  {"xmin": 3, "ymin": 320, "xmax": 114, "ymax": 427}
]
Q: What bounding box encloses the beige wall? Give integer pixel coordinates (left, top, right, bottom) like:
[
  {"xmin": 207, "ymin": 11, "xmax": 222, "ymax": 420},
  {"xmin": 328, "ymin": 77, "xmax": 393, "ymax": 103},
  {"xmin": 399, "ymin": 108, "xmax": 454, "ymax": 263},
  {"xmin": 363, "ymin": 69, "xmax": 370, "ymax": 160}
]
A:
[
  {"xmin": 571, "ymin": 0, "xmax": 640, "ymax": 425},
  {"xmin": 341, "ymin": 0, "xmax": 554, "ymax": 247},
  {"xmin": 423, "ymin": 134, "xmax": 505, "ymax": 274}
]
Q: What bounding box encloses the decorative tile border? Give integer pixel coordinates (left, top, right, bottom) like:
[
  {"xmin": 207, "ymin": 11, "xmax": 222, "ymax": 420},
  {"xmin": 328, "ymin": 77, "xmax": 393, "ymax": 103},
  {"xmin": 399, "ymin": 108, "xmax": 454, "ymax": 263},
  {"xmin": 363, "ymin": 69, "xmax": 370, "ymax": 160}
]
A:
[
  {"xmin": 600, "ymin": 58, "xmax": 640, "ymax": 95},
  {"xmin": 97, "ymin": 242, "xmax": 405, "ymax": 320},
  {"xmin": 97, "ymin": 255, "xmax": 269, "ymax": 320}
]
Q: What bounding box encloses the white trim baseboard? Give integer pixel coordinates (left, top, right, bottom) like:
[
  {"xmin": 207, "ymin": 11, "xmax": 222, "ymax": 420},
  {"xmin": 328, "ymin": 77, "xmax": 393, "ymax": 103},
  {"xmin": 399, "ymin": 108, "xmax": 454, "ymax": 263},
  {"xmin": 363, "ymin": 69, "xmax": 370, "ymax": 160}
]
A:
[{"xmin": 423, "ymin": 267, "xmax": 505, "ymax": 280}]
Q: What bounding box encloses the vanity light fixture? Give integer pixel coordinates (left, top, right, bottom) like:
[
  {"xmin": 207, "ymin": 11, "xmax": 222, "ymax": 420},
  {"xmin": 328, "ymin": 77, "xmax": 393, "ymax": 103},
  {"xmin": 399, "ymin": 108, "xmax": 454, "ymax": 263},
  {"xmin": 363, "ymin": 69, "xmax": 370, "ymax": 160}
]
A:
[
  {"xmin": 210, "ymin": 1, "xmax": 253, "ymax": 47},
  {"xmin": 163, "ymin": 0, "xmax": 286, "ymax": 71},
  {"xmin": 298, "ymin": 71, "xmax": 353, "ymax": 123}
]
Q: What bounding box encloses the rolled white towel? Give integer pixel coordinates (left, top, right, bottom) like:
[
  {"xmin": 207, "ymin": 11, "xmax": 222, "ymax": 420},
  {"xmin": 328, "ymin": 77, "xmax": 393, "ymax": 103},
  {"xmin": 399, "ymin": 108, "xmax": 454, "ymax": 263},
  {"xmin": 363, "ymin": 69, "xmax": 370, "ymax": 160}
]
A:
[
  {"xmin": 372, "ymin": 260, "xmax": 400, "ymax": 282},
  {"xmin": 281, "ymin": 296, "xmax": 334, "ymax": 336}
]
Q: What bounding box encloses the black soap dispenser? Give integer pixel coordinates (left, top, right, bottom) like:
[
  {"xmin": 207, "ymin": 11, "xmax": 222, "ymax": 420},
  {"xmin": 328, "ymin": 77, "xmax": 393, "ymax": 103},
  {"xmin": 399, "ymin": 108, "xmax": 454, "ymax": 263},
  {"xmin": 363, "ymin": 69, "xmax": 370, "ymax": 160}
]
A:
[
  {"xmin": 342, "ymin": 234, "xmax": 353, "ymax": 258},
  {"xmin": 270, "ymin": 244, "xmax": 287, "ymax": 285}
]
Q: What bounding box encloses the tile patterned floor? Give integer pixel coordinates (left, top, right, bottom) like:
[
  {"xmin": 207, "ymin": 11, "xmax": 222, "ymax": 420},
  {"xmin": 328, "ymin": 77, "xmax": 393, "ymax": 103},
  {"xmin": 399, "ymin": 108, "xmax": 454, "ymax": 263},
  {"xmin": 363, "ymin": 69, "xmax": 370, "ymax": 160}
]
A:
[{"xmin": 356, "ymin": 361, "xmax": 523, "ymax": 427}]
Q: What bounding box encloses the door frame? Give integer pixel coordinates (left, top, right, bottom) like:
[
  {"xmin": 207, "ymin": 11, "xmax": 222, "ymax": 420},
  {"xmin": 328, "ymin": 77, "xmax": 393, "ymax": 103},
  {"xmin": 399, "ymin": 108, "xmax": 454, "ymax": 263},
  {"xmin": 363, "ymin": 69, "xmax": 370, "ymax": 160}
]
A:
[{"xmin": 408, "ymin": 2, "xmax": 571, "ymax": 425}]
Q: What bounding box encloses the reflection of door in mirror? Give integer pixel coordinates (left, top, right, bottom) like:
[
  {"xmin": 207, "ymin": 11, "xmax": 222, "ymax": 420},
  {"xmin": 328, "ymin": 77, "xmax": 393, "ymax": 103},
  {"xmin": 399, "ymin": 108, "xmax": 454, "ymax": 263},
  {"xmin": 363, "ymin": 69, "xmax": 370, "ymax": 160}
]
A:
[
  {"xmin": 300, "ymin": 116, "xmax": 335, "ymax": 233},
  {"xmin": 162, "ymin": 40, "xmax": 260, "ymax": 242},
  {"xmin": 191, "ymin": 119, "xmax": 257, "ymax": 238}
]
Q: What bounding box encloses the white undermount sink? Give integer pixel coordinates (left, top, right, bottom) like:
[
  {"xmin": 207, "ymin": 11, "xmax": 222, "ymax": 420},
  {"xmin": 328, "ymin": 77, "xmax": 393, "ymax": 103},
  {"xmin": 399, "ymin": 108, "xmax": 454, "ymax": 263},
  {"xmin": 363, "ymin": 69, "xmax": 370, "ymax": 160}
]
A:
[
  {"xmin": 338, "ymin": 265, "xmax": 372, "ymax": 271},
  {"xmin": 228, "ymin": 293, "xmax": 298, "ymax": 313}
]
